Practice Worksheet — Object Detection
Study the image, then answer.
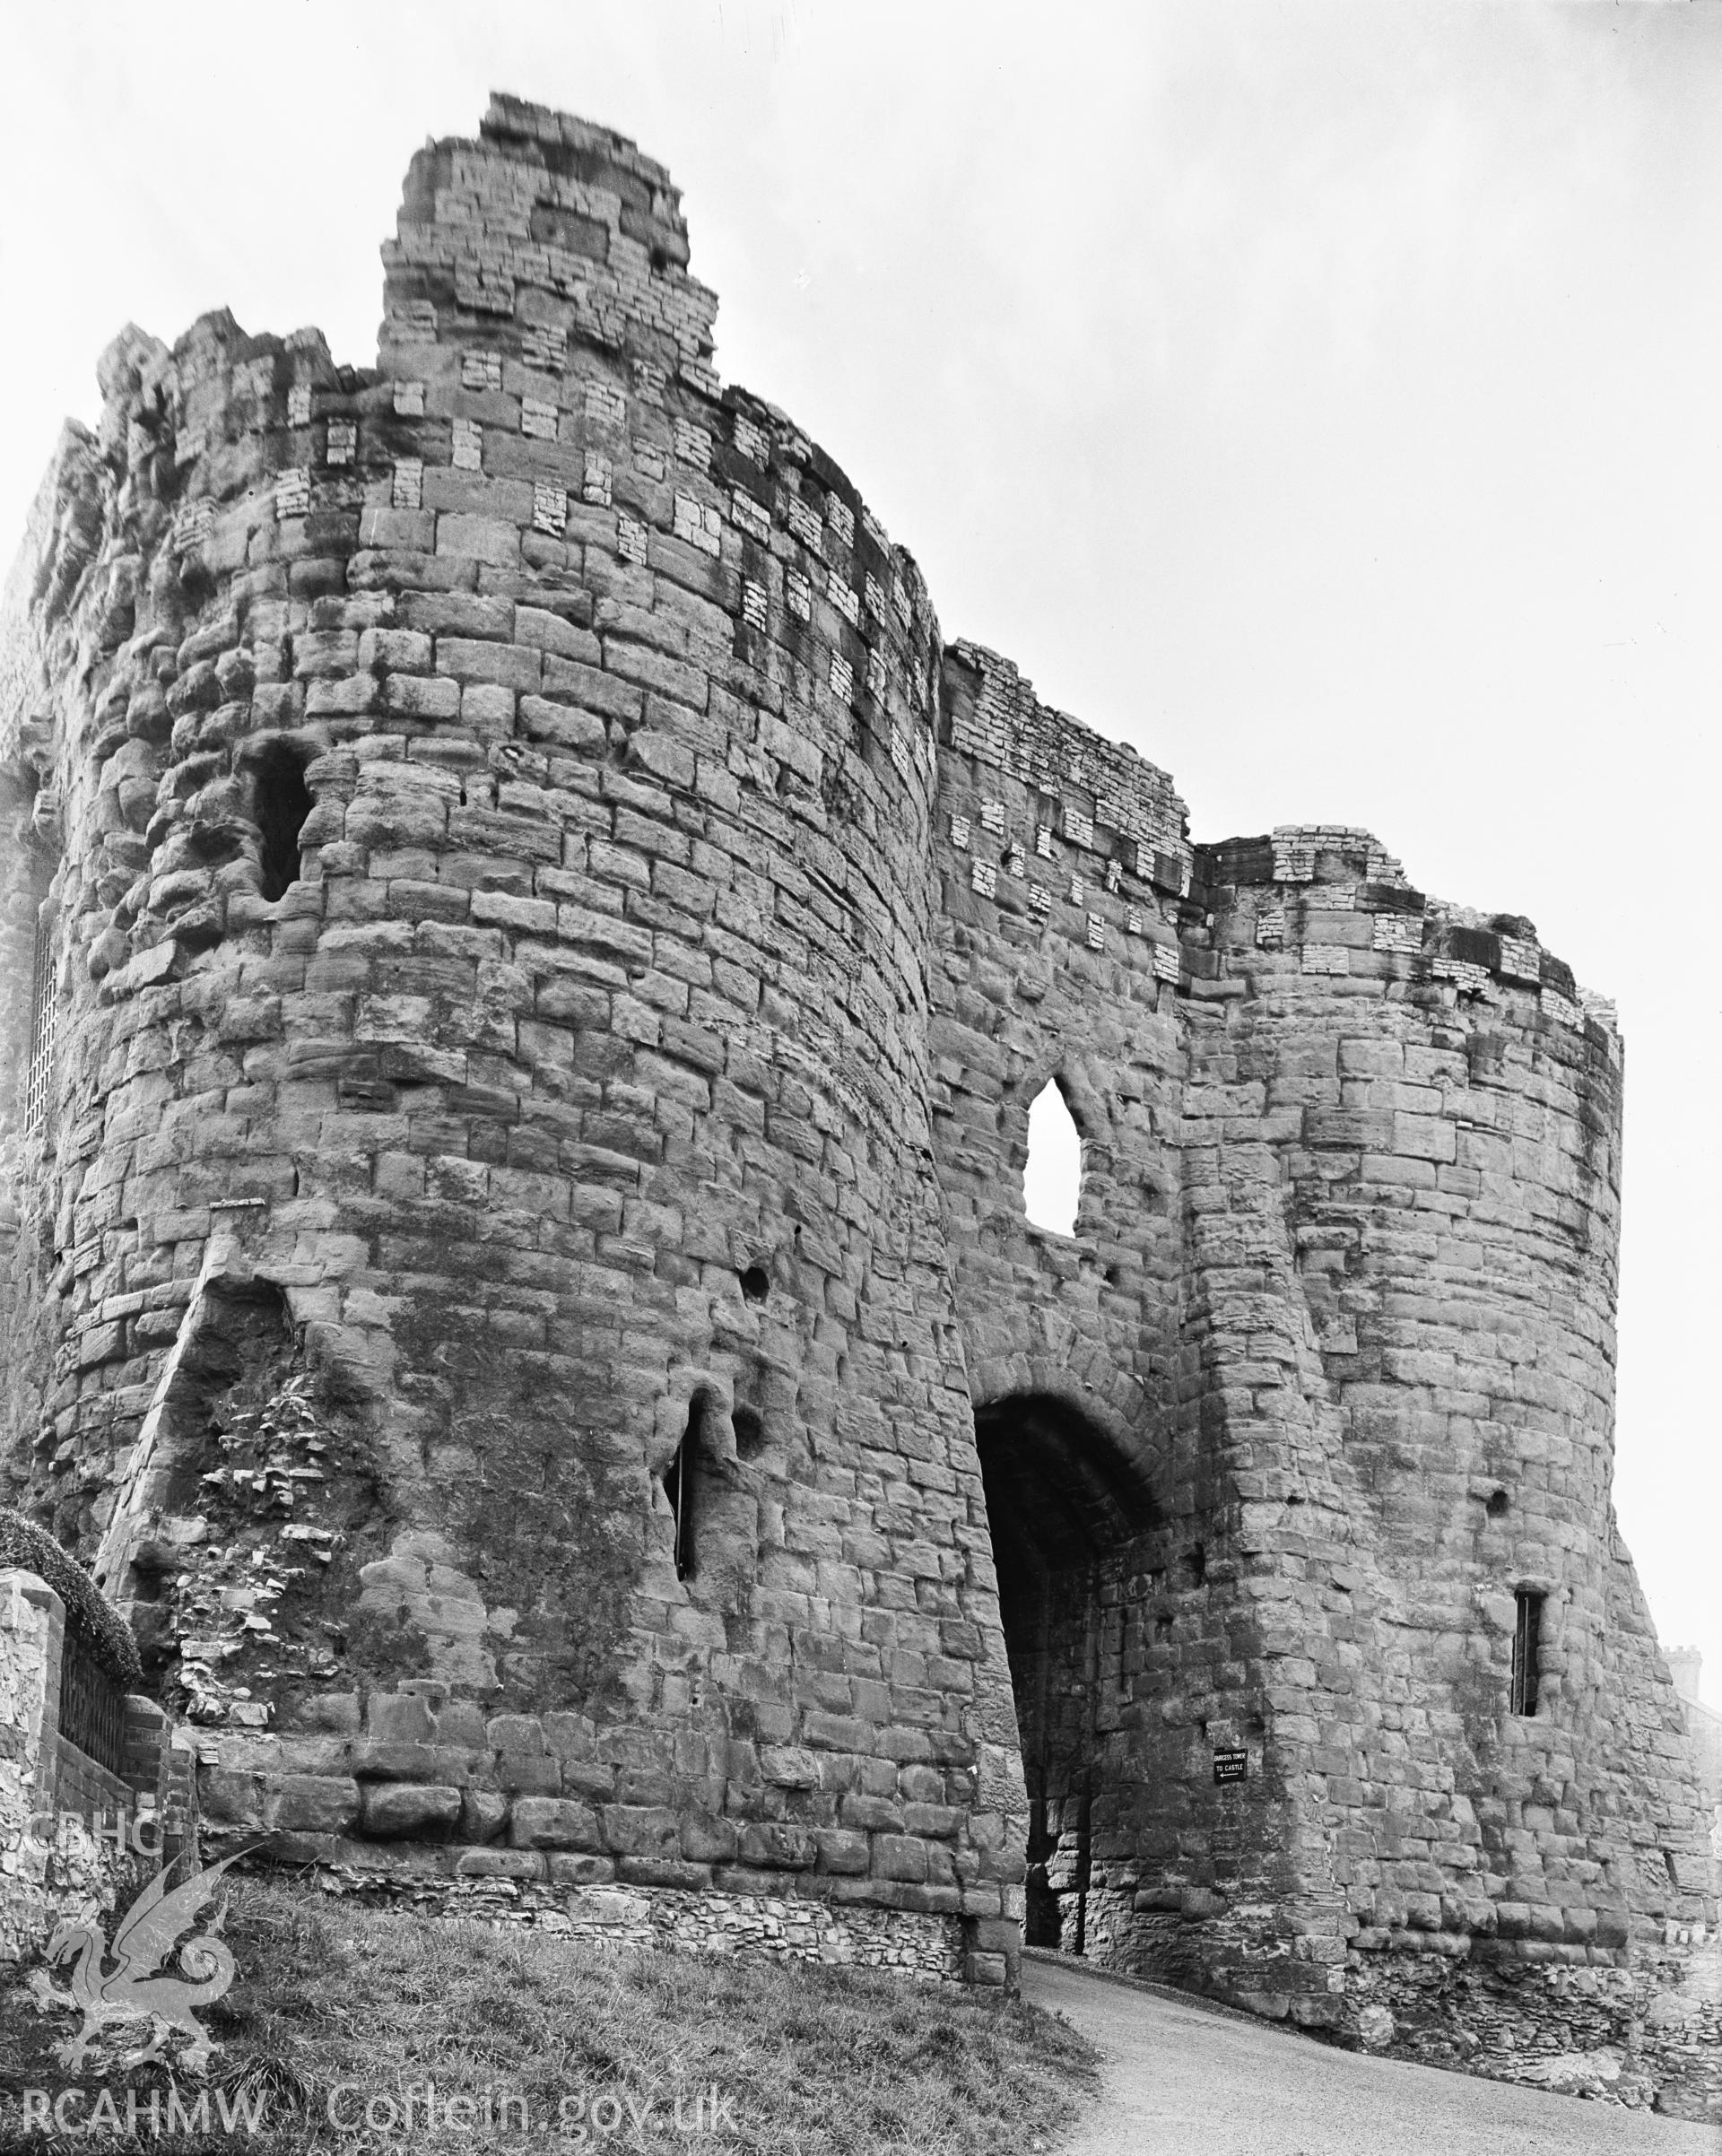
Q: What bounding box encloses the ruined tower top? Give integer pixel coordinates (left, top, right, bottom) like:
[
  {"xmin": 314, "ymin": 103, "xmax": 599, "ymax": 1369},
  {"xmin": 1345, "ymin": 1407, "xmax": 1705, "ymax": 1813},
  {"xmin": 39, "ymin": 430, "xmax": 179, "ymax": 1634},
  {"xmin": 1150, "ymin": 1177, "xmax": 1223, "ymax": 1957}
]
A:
[{"xmin": 382, "ymin": 95, "xmax": 718, "ymax": 387}]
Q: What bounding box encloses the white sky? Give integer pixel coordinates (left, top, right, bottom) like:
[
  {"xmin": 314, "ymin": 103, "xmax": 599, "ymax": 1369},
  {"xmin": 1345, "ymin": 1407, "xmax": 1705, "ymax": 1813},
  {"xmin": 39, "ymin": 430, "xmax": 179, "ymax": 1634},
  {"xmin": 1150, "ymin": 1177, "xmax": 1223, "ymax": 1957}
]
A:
[{"xmin": 3, "ymin": 3, "xmax": 1716, "ymax": 1700}]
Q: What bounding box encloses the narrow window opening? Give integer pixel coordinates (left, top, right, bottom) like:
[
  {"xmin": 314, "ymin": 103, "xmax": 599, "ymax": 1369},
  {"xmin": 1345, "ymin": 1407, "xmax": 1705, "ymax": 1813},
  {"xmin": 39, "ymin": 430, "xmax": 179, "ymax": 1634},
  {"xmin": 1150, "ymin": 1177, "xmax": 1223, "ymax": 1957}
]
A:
[
  {"xmin": 732, "ymin": 1405, "xmax": 766, "ymax": 1461},
  {"xmin": 1024, "ymin": 1078, "xmax": 1082, "ymax": 1237},
  {"xmin": 1511, "ymin": 1589, "xmax": 1544, "ymax": 1717},
  {"xmin": 666, "ymin": 1395, "xmax": 706, "ymax": 1580},
  {"xmin": 1486, "ymin": 1488, "xmax": 1509, "ymax": 1519},
  {"xmin": 738, "ymin": 1265, "xmax": 770, "ymax": 1303},
  {"xmin": 254, "ymin": 743, "xmax": 314, "ymax": 901},
  {"xmin": 1071, "ymin": 1781, "xmax": 1093, "ymax": 1957},
  {"xmin": 24, "ymin": 906, "xmax": 57, "ymax": 1138}
]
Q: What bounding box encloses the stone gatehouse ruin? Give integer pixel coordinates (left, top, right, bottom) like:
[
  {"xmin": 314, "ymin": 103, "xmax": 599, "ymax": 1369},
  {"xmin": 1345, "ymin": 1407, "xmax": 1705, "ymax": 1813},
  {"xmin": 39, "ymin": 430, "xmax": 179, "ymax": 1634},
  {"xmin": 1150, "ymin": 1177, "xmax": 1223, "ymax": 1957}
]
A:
[{"xmin": 1, "ymin": 92, "xmax": 1716, "ymax": 2097}]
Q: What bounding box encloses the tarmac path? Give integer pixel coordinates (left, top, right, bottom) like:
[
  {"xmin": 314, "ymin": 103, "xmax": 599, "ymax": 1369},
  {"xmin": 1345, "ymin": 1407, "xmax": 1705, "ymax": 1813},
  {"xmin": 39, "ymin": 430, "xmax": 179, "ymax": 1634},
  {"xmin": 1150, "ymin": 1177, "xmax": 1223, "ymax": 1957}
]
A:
[{"xmin": 1023, "ymin": 1955, "xmax": 1718, "ymax": 2156}]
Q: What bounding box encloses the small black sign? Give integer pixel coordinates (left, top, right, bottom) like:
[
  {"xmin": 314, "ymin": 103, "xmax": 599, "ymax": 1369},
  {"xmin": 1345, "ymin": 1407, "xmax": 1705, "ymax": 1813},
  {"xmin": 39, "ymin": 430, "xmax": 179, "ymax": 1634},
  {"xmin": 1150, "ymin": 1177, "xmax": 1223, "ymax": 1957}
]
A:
[{"xmin": 1213, "ymin": 1749, "xmax": 1248, "ymax": 1785}]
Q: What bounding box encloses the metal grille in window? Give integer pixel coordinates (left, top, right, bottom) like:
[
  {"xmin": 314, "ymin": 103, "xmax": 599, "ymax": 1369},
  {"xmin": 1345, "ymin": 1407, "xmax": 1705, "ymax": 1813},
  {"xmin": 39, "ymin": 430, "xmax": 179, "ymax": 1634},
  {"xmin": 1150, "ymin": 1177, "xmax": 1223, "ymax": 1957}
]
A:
[
  {"xmin": 1511, "ymin": 1589, "xmax": 1544, "ymax": 1717},
  {"xmin": 24, "ymin": 915, "xmax": 57, "ymax": 1136},
  {"xmin": 58, "ymin": 1623, "xmax": 128, "ymax": 1777}
]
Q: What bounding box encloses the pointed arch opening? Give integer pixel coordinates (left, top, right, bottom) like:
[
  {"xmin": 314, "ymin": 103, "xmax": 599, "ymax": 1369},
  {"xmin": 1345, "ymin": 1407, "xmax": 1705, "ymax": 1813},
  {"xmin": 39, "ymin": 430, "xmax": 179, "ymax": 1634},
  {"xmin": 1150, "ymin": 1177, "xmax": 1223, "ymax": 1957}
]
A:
[
  {"xmin": 1023, "ymin": 1077, "xmax": 1082, "ymax": 1237},
  {"xmin": 975, "ymin": 1392, "xmax": 1161, "ymax": 1957}
]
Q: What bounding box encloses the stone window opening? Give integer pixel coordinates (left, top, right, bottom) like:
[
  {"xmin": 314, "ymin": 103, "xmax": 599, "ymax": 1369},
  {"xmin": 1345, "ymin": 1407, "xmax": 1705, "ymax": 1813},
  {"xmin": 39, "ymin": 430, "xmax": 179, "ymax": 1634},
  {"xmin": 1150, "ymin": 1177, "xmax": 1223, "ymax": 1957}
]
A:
[
  {"xmin": 661, "ymin": 1388, "xmax": 761, "ymax": 1607},
  {"xmin": 731, "ymin": 1404, "xmax": 766, "ymax": 1461},
  {"xmin": 666, "ymin": 1395, "xmax": 702, "ymax": 1581},
  {"xmin": 1024, "ymin": 1076, "xmax": 1082, "ymax": 1238},
  {"xmin": 251, "ymin": 741, "xmax": 314, "ymax": 901},
  {"xmin": 1511, "ymin": 1588, "xmax": 1544, "ymax": 1717},
  {"xmin": 24, "ymin": 900, "xmax": 58, "ymax": 1138}
]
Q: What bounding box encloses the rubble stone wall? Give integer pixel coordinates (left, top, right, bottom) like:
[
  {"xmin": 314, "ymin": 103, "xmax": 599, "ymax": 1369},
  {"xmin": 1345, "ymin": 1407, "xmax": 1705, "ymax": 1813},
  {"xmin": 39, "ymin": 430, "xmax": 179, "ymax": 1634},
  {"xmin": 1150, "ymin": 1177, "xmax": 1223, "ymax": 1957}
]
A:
[
  {"xmin": 0, "ymin": 92, "xmax": 1713, "ymax": 2091},
  {"xmin": 0, "ymin": 1571, "xmax": 138, "ymax": 1962}
]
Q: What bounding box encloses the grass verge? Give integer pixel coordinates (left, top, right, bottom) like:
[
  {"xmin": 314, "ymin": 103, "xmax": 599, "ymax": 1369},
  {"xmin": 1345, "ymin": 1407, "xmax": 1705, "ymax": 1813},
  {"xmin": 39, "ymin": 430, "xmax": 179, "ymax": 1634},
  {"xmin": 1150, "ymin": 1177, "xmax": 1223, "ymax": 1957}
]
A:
[{"xmin": 0, "ymin": 1878, "xmax": 1098, "ymax": 2153}]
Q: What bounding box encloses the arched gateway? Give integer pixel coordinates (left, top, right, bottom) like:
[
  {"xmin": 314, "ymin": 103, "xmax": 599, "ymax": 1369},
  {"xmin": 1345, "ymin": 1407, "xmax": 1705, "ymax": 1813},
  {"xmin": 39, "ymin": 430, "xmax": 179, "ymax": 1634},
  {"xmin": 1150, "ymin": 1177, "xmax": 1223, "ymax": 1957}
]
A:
[{"xmin": 974, "ymin": 1393, "xmax": 1161, "ymax": 1955}]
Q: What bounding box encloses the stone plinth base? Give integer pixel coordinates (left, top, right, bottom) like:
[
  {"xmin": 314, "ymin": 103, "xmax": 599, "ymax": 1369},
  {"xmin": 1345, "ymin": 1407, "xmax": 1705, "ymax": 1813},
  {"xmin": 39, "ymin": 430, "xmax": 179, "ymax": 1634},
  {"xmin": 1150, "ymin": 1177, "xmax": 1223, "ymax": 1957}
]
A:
[{"xmin": 208, "ymin": 1829, "xmax": 1021, "ymax": 1987}]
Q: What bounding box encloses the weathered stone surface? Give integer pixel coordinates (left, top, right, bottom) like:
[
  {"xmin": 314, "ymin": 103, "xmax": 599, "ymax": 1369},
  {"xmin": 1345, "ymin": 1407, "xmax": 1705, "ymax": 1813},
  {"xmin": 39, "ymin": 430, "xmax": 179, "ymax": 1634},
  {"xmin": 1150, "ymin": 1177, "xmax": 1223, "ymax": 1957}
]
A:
[
  {"xmin": 361, "ymin": 1783, "xmax": 462, "ymax": 1838},
  {"xmin": 274, "ymin": 1775, "xmax": 361, "ymax": 1834},
  {"xmin": 458, "ymin": 1787, "xmax": 509, "ymax": 1843},
  {"xmin": 0, "ymin": 88, "xmax": 1714, "ymax": 2111},
  {"xmin": 454, "ymin": 1848, "xmax": 544, "ymax": 1880},
  {"xmin": 509, "ymin": 1796, "xmax": 600, "ymax": 1851}
]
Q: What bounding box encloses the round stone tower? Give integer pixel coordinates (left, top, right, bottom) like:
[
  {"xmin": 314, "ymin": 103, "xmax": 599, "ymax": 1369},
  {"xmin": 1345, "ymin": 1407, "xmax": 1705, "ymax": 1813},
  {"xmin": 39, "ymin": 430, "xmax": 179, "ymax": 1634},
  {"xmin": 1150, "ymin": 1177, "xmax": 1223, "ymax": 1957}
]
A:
[
  {"xmin": 0, "ymin": 96, "xmax": 1020, "ymax": 1983},
  {"xmin": 1, "ymin": 97, "xmax": 1713, "ymax": 2065}
]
